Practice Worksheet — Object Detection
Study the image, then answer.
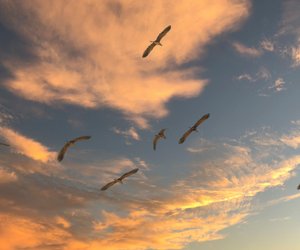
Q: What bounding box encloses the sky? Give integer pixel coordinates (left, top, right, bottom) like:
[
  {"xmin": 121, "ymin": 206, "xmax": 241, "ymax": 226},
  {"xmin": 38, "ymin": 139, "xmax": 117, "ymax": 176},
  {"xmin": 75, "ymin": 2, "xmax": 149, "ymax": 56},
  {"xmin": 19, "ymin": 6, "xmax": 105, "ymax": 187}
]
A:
[{"xmin": 0, "ymin": 0, "xmax": 300, "ymax": 249}]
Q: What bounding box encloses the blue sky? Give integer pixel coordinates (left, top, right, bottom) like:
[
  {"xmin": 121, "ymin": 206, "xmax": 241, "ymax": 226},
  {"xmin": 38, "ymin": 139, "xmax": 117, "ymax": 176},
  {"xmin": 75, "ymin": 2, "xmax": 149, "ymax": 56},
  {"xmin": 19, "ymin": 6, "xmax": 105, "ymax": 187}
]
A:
[{"xmin": 0, "ymin": 1, "xmax": 300, "ymax": 249}]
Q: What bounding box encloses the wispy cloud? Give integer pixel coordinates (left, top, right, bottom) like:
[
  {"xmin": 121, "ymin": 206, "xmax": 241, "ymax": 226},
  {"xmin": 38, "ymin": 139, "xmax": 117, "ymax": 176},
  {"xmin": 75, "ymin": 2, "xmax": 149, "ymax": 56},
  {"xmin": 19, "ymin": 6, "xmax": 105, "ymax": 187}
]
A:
[
  {"xmin": 260, "ymin": 39, "xmax": 275, "ymax": 52},
  {"xmin": 112, "ymin": 127, "xmax": 140, "ymax": 143},
  {"xmin": 0, "ymin": 0, "xmax": 251, "ymax": 127},
  {"xmin": 0, "ymin": 167, "xmax": 17, "ymax": 183},
  {"xmin": 0, "ymin": 127, "xmax": 55, "ymax": 162},
  {"xmin": 269, "ymin": 78, "xmax": 285, "ymax": 92},
  {"xmin": 1, "ymin": 124, "xmax": 300, "ymax": 249},
  {"xmin": 232, "ymin": 41, "xmax": 263, "ymax": 57}
]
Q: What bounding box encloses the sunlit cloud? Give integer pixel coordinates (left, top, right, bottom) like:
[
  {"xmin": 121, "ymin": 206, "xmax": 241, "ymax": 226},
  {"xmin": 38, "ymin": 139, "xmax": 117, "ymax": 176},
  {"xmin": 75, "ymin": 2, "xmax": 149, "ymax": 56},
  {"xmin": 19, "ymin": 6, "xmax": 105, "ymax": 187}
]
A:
[
  {"xmin": 112, "ymin": 126, "xmax": 140, "ymax": 143},
  {"xmin": 0, "ymin": 167, "xmax": 17, "ymax": 183},
  {"xmin": 290, "ymin": 46, "xmax": 300, "ymax": 66},
  {"xmin": 0, "ymin": 127, "xmax": 55, "ymax": 162},
  {"xmin": 269, "ymin": 77, "xmax": 285, "ymax": 92},
  {"xmin": 0, "ymin": 0, "xmax": 250, "ymax": 127},
  {"xmin": 232, "ymin": 41, "xmax": 263, "ymax": 57},
  {"xmin": 0, "ymin": 124, "xmax": 300, "ymax": 249}
]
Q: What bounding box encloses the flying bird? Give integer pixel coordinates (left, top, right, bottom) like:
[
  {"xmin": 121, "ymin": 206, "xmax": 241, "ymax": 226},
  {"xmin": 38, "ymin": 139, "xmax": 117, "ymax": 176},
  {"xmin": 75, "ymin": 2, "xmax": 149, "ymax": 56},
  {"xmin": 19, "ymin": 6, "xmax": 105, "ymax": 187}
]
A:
[
  {"xmin": 0, "ymin": 142, "xmax": 9, "ymax": 147},
  {"xmin": 101, "ymin": 168, "xmax": 139, "ymax": 191},
  {"xmin": 153, "ymin": 128, "xmax": 166, "ymax": 150},
  {"xmin": 142, "ymin": 25, "xmax": 171, "ymax": 58},
  {"xmin": 179, "ymin": 113, "xmax": 210, "ymax": 144},
  {"xmin": 57, "ymin": 136, "xmax": 91, "ymax": 162}
]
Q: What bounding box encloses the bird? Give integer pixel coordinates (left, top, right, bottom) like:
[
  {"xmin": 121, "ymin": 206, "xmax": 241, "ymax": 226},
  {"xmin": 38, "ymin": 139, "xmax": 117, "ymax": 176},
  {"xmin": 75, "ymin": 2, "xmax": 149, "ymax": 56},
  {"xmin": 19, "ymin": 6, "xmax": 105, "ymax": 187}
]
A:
[
  {"xmin": 0, "ymin": 142, "xmax": 9, "ymax": 147},
  {"xmin": 57, "ymin": 136, "xmax": 91, "ymax": 162},
  {"xmin": 298, "ymin": 184, "xmax": 300, "ymax": 190},
  {"xmin": 101, "ymin": 168, "xmax": 139, "ymax": 191},
  {"xmin": 153, "ymin": 128, "xmax": 166, "ymax": 150},
  {"xmin": 142, "ymin": 25, "xmax": 171, "ymax": 58},
  {"xmin": 179, "ymin": 113, "xmax": 210, "ymax": 144}
]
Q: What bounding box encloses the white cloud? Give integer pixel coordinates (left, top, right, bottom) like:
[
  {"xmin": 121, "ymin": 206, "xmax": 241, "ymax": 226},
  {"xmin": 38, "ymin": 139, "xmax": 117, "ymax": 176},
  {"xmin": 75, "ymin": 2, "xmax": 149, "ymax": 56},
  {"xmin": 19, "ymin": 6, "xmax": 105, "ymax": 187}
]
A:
[
  {"xmin": 269, "ymin": 78, "xmax": 285, "ymax": 92},
  {"xmin": 112, "ymin": 127, "xmax": 140, "ymax": 142}
]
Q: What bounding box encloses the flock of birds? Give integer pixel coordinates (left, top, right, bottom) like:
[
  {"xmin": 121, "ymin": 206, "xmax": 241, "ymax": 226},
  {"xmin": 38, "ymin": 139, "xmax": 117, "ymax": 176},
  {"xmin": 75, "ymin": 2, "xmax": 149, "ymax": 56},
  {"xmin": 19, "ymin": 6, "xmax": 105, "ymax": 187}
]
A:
[{"xmin": 1, "ymin": 25, "xmax": 298, "ymax": 191}]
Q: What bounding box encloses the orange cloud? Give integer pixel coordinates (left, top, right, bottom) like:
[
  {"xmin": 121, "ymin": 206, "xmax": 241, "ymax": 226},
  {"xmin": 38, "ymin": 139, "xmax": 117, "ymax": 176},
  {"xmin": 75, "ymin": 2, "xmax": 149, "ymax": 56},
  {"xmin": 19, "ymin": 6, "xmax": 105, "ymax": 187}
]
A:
[
  {"xmin": 0, "ymin": 167, "xmax": 17, "ymax": 183},
  {"xmin": 232, "ymin": 41, "xmax": 263, "ymax": 57},
  {"xmin": 0, "ymin": 0, "xmax": 250, "ymax": 126},
  {"xmin": 0, "ymin": 127, "xmax": 55, "ymax": 162}
]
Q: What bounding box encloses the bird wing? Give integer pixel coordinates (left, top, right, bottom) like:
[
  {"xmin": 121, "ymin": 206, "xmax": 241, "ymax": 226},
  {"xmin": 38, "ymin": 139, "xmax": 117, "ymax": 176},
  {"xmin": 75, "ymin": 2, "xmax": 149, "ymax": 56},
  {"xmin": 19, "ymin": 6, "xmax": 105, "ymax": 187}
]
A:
[
  {"xmin": 57, "ymin": 142, "xmax": 71, "ymax": 162},
  {"xmin": 57, "ymin": 135, "xmax": 91, "ymax": 162},
  {"xmin": 153, "ymin": 134, "xmax": 160, "ymax": 150},
  {"xmin": 0, "ymin": 142, "xmax": 10, "ymax": 147},
  {"xmin": 142, "ymin": 42, "xmax": 156, "ymax": 58},
  {"xmin": 72, "ymin": 135, "xmax": 91, "ymax": 143},
  {"xmin": 156, "ymin": 25, "xmax": 171, "ymax": 42},
  {"xmin": 178, "ymin": 128, "xmax": 193, "ymax": 144},
  {"xmin": 101, "ymin": 179, "xmax": 119, "ymax": 191},
  {"xmin": 119, "ymin": 168, "xmax": 139, "ymax": 180},
  {"xmin": 194, "ymin": 113, "xmax": 210, "ymax": 128},
  {"xmin": 159, "ymin": 128, "xmax": 167, "ymax": 137}
]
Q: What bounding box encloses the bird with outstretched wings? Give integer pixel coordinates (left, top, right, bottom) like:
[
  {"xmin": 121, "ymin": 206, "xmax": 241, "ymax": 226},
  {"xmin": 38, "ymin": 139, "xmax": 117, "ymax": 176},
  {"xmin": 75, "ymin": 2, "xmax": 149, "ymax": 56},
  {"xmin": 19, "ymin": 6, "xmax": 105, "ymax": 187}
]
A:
[
  {"xmin": 153, "ymin": 128, "xmax": 166, "ymax": 151},
  {"xmin": 142, "ymin": 25, "xmax": 171, "ymax": 58},
  {"xmin": 101, "ymin": 168, "xmax": 139, "ymax": 191},
  {"xmin": 179, "ymin": 113, "xmax": 210, "ymax": 144},
  {"xmin": 0, "ymin": 142, "xmax": 9, "ymax": 147},
  {"xmin": 57, "ymin": 135, "xmax": 91, "ymax": 162}
]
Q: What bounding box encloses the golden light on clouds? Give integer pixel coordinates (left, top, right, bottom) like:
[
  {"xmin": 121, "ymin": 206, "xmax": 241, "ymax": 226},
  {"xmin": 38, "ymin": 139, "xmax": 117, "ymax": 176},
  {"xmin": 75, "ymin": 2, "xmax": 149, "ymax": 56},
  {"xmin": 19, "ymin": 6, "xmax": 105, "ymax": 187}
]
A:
[
  {"xmin": 0, "ymin": 127, "xmax": 55, "ymax": 162},
  {"xmin": 0, "ymin": 0, "xmax": 250, "ymax": 126}
]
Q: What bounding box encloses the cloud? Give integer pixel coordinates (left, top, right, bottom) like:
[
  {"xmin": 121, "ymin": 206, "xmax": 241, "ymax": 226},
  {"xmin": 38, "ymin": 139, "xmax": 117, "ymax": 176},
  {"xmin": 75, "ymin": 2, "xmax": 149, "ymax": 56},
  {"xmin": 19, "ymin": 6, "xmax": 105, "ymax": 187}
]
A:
[
  {"xmin": 232, "ymin": 41, "xmax": 263, "ymax": 57},
  {"xmin": 0, "ymin": 0, "xmax": 251, "ymax": 127},
  {"xmin": 0, "ymin": 167, "xmax": 17, "ymax": 183},
  {"xmin": 1, "ymin": 124, "xmax": 300, "ymax": 249},
  {"xmin": 236, "ymin": 67, "xmax": 271, "ymax": 83},
  {"xmin": 236, "ymin": 73, "xmax": 255, "ymax": 81},
  {"xmin": 269, "ymin": 78, "xmax": 285, "ymax": 92},
  {"xmin": 112, "ymin": 127, "xmax": 140, "ymax": 143},
  {"xmin": 0, "ymin": 127, "xmax": 55, "ymax": 162},
  {"xmin": 260, "ymin": 39, "xmax": 274, "ymax": 52},
  {"xmin": 290, "ymin": 46, "xmax": 300, "ymax": 66}
]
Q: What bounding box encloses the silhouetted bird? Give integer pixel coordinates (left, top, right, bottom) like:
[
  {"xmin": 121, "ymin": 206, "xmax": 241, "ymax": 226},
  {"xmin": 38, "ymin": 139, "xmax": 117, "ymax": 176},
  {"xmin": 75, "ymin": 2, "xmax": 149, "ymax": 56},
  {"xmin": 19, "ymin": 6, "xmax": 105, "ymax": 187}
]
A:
[
  {"xmin": 179, "ymin": 113, "xmax": 210, "ymax": 144},
  {"xmin": 0, "ymin": 142, "xmax": 9, "ymax": 147},
  {"xmin": 57, "ymin": 136, "xmax": 91, "ymax": 162},
  {"xmin": 153, "ymin": 129, "xmax": 166, "ymax": 150},
  {"xmin": 142, "ymin": 25, "xmax": 171, "ymax": 58},
  {"xmin": 101, "ymin": 168, "xmax": 139, "ymax": 191}
]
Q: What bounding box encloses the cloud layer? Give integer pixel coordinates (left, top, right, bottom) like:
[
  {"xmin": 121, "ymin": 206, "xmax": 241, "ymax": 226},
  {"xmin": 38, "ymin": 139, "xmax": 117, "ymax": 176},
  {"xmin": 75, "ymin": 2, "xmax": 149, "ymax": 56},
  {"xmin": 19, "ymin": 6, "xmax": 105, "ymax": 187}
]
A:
[
  {"xmin": 0, "ymin": 124, "xmax": 300, "ymax": 249},
  {"xmin": 0, "ymin": 0, "xmax": 250, "ymax": 126}
]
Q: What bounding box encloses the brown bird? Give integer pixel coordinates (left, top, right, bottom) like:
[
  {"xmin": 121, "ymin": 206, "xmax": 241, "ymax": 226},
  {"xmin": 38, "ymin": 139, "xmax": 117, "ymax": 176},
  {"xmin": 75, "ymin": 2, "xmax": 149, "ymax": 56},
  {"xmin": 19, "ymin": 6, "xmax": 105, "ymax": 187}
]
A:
[
  {"xmin": 101, "ymin": 168, "xmax": 139, "ymax": 191},
  {"xmin": 153, "ymin": 129, "xmax": 166, "ymax": 150},
  {"xmin": 57, "ymin": 136, "xmax": 91, "ymax": 162},
  {"xmin": 0, "ymin": 142, "xmax": 9, "ymax": 147},
  {"xmin": 179, "ymin": 113, "xmax": 210, "ymax": 144},
  {"xmin": 142, "ymin": 25, "xmax": 171, "ymax": 58}
]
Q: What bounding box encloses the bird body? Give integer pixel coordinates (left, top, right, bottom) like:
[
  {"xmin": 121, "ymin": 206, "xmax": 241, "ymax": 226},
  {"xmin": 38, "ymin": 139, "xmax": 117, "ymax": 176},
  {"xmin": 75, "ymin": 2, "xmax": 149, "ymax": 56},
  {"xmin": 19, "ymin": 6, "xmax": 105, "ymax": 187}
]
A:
[
  {"xmin": 101, "ymin": 168, "xmax": 139, "ymax": 191},
  {"xmin": 57, "ymin": 135, "xmax": 91, "ymax": 162},
  {"xmin": 153, "ymin": 128, "xmax": 166, "ymax": 150},
  {"xmin": 142, "ymin": 25, "xmax": 171, "ymax": 58},
  {"xmin": 179, "ymin": 113, "xmax": 210, "ymax": 144}
]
